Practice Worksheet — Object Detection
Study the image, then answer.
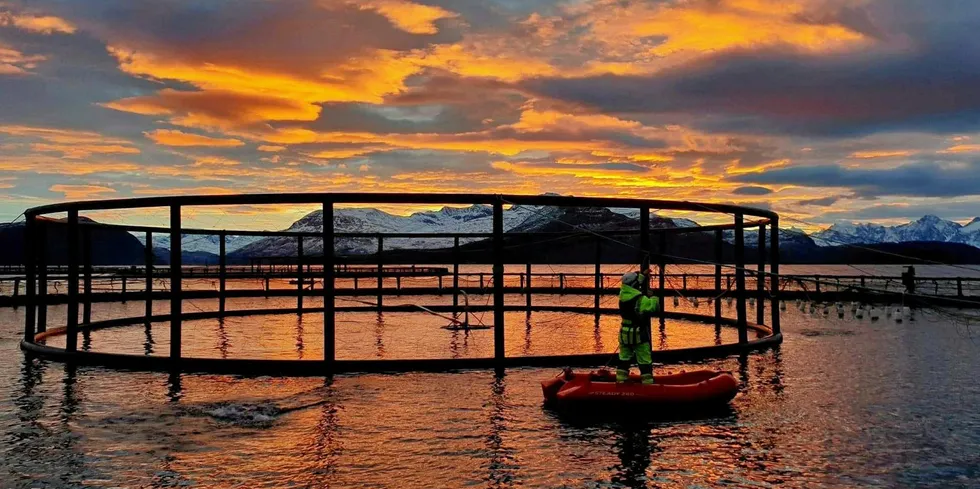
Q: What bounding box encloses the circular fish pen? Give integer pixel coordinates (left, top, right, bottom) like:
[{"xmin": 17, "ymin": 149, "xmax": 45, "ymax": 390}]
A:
[{"xmin": 18, "ymin": 193, "xmax": 782, "ymax": 375}]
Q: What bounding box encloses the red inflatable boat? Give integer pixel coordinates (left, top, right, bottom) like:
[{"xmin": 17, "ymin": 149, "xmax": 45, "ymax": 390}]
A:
[{"xmin": 541, "ymin": 369, "xmax": 738, "ymax": 407}]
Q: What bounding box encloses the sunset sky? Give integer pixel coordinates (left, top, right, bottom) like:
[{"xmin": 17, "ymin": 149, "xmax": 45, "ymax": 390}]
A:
[{"xmin": 2, "ymin": 0, "xmax": 979, "ymax": 230}]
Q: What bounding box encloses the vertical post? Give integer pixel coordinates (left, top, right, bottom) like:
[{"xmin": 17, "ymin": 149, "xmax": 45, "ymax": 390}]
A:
[
  {"xmin": 639, "ymin": 207, "xmax": 651, "ymax": 340},
  {"xmin": 23, "ymin": 215, "xmax": 36, "ymax": 342},
  {"xmin": 734, "ymin": 213, "xmax": 748, "ymax": 344},
  {"xmin": 957, "ymin": 278, "xmax": 963, "ymax": 298},
  {"xmin": 218, "ymin": 232, "xmax": 226, "ymax": 313},
  {"xmin": 82, "ymin": 226, "xmax": 92, "ymax": 324},
  {"xmin": 323, "ymin": 202, "xmax": 335, "ymax": 371},
  {"xmin": 714, "ymin": 229, "xmax": 722, "ymax": 323},
  {"xmin": 594, "ymin": 236, "xmax": 601, "ymax": 311},
  {"xmin": 453, "ymin": 236, "xmax": 460, "ymax": 314},
  {"xmin": 296, "ymin": 235, "xmax": 304, "ymax": 310},
  {"xmin": 493, "ymin": 198, "xmax": 505, "ymax": 364},
  {"xmin": 66, "ymin": 210, "xmax": 79, "ymax": 352},
  {"xmin": 145, "ymin": 232, "xmax": 153, "ymax": 320},
  {"xmin": 36, "ymin": 220, "xmax": 47, "ymax": 333},
  {"xmin": 170, "ymin": 205, "xmax": 182, "ymax": 362},
  {"xmin": 757, "ymin": 224, "xmax": 766, "ymax": 325},
  {"xmin": 376, "ymin": 235, "xmax": 383, "ymax": 312},
  {"xmin": 658, "ymin": 230, "xmax": 666, "ymax": 321},
  {"xmin": 770, "ymin": 218, "xmax": 780, "ymax": 334}
]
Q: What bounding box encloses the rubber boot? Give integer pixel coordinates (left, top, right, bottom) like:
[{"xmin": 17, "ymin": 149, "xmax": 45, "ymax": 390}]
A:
[
  {"xmin": 640, "ymin": 373, "xmax": 654, "ymax": 385},
  {"xmin": 616, "ymin": 369, "xmax": 629, "ymax": 383}
]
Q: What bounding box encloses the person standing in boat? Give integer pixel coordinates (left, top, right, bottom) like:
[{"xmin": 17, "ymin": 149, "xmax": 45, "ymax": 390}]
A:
[{"xmin": 617, "ymin": 269, "xmax": 660, "ymax": 384}]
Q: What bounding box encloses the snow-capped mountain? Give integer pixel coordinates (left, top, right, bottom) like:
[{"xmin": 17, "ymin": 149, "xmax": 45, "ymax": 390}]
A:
[
  {"xmin": 133, "ymin": 233, "xmax": 261, "ymax": 255},
  {"xmin": 812, "ymin": 215, "xmax": 980, "ymax": 248},
  {"xmin": 609, "ymin": 208, "xmax": 700, "ymax": 228},
  {"xmin": 235, "ymin": 204, "xmax": 563, "ymax": 257},
  {"xmin": 723, "ymin": 227, "xmax": 814, "ymax": 249}
]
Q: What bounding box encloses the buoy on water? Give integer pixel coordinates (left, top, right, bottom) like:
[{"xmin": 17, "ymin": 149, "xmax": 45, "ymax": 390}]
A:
[
  {"xmin": 673, "ymin": 296, "xmax": 680, "ymax": 307},
  {"xmin": 692, "ymin": 297, "xmax": 700, "ymax": 308},
  {"xmin": 855, "ymin": 308, "xmax": 864, "ymax": 319},
  {"xmin": 780, "ymin": 301, "xmax": 787, "ymax": 311},
  {"xmin": 870, "ymin": 308, "xmax": 880, "ymax": 320}
]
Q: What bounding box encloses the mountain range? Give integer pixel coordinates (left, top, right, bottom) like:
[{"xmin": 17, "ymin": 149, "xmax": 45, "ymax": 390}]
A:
[
  {"xmin": 5, "ymin": 205, "xmax": 980, "ymax": 265},
  {"xmin": 127, "ymin": 208, "xmax": 980, "ymax": 259},
  {"xmin": 812, "ymin": 215, "xmax": 980, "ymax": 248}
]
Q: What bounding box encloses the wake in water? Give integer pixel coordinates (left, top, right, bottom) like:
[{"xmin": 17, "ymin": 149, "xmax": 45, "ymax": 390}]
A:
[{"xmin": 181, "ymin": 384, "xmax": 337, "ymax": 427}]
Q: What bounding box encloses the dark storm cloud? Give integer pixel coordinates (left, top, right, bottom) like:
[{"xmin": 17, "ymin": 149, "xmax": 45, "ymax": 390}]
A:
[
  {"xmin": 0, "ymin": 28, "xmax": 162, "ymax": 139},
  {"xmin": 796, "ymin": 195, "xmax": 843, "ymax": 207},
  {"xmin": 816, "ymin": 202, "xmax": 980, "ymax": 222},
  {"xmin": 523, "ymin": 0, "xmax": 980, "ymax": 137},
  {"xmin": 526, "ymin": 44, "xmax": 980, "ymax": 136},
  {"xmin": 39, "ymin": 0, "xmax": 462, "ymax": 76},
  {"xmin": 733, "ymin": 162, "xmax": 980, "ymax": 198},
  {"xmin": 732, "ymin": 186, "xmax": 773, "ymax": 196}
]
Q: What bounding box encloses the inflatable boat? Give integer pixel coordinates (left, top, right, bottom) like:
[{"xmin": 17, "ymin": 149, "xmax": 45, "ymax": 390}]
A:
[{"xmin": 541, "ymin": 369, "xmax": 738, "ymax": 407}]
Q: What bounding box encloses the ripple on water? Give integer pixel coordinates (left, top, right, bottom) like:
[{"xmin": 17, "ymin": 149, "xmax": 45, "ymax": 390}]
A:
[{"xmin": 3, "ymin": 297, "xmax": 980, "ymax": 487}]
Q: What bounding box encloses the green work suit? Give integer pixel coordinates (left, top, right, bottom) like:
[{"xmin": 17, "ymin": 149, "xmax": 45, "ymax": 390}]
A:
[{"xmin": 617, "ymin": 279, "xmax": 660, "ymax": 384}]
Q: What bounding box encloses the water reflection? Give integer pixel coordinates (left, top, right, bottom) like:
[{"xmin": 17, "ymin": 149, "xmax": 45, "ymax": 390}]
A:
[
  {"xmin": 167, "ymin": 371, "xmax": 182, "ymax": 403},
  {"xmin": 305, "ymin": 379, "xmax": 342, "ymax": 487},
  {"xmin": 523, "ymin": 317, "xmax": 532, "ymax": 356},
  {"xmin": 144, "ymin": 321, "xmax": 155, "ymax": 356},
  {"xmin": 610, "ymin": 422, "xmax": 658, "ymax": 488},
  {"xmin": 449, "ymin": 329, "xmax": 470, "ymax": 359},
  {"xmin": 215, "ymin": 317, "xmax": 229, "ymax": 359},
  {"xmin": 593, "ymin": 316, "xmax": 604, "ymax": 353},
  {"xmin": 374, "ymin": 312, "xmax": 386, "ymax": 358},
  {"xmin": 296, "ymin": 314, "xmax": 305, "ymax": 359},
  {"xmin": 485, "ymin": 373, "xmax": 518, "ymax": 488}
]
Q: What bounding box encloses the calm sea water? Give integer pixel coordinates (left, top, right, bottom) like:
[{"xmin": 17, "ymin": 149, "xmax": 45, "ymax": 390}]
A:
[{"xmin": 2, "ymin": 265, "xmax": 980, "ymax": 488}]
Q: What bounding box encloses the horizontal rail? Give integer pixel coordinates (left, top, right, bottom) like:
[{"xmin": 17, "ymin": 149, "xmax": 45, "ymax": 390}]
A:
[{"xmin": 26, "ymin": 192, "xmax": 778, "ymax": 220}]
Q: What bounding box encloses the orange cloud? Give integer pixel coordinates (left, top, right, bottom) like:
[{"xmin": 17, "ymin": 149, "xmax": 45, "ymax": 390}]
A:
[
  {"xmin": 594, "ymin": 0, "xmax": 864, "ymax": 56},
  {"xmin": 0, "ymin": 125, "xmax": 133, "ymax": 145},
  {"xmin": 0, "ymin": 11, "xmax": 76, "ymax": 34},
  {"xmin": 131, "ymin": 186, "xmax": 240, "ymax": 196},
  {"xmin": 351, "ymin": 0, "xmax": 457, "ymax": 34},
  {"xmin": 48, "ymin": 184, "xmax": 116, "ymax": 200},
  {"xmin": 725, "ymin": 158, "xmax": 790, "ymax": 175},
  {"xmin": 0, "ymin": 125, "xmax": 140, "ymax": 157},
  {"xmin": 848, "ymin": 150, "xmax": 914, "ymax": 159},
  {"xmin": 145, "ymin": 129, "xmax": 245, "ymax": 147},
  {"xmin": 306, "ymin": 148, "xmax": 379, "ymax": 160},
  {"xmin": 0, "ymin": 43, "xmax": 45, "ymax": 75},
  {"xmin": 940, "ymin": 144, "xmax": 980, "ymax": 154},
  {"xmin": 103, "ymin": 88, "xmax": 322, "ymax": 129},
  {"xmin": 0, "ymin": 156, "xmax": 140, "ymax": 175},
  {"xmin": 257, "ymin": 145, "xmax": 286, "ymax": 152},
  {"xmin": 30, "ymin": 142, "xmax": 140, "ymax": 159},
  {"xmin": 106, "ymin": 45, "xmax": 419, "ymax": 125}
]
